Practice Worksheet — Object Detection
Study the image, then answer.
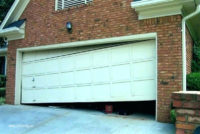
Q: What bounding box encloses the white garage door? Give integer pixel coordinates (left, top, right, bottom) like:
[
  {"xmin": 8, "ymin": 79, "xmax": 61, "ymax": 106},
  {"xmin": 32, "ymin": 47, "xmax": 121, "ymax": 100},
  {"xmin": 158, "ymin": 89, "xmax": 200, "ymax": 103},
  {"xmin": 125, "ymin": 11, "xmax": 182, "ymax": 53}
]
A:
[{"xmin": 21, "ymin": 40, "xmax": 156, "ymax": 103}]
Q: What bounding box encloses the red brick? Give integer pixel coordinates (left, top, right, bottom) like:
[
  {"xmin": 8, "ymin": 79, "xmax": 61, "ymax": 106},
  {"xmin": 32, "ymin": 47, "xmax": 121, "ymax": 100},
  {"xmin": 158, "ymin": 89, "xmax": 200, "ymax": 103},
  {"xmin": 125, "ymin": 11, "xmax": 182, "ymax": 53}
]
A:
[
  {"xmin": 176, "ymin": 129, "xmax": 185, "ymax": 134},
  {"xmin": 183, "ymin": 102, "xmax": 200, "ymax": 109},
  {"xmin": 188, "ymin": 116, "xmax": 200, "ymax": 123},
  {"xmin": 176, "ymin": 116, "xmax": 186, "ymax": 122},
  {"xmin": 172, "ymin": 93, "xmax": 182, "ymax": 100},
  {"xmin": 176, "ymin": 109, "xmax": 195, "ymax": 115},
  {"xmin": 183, "ymin": 94, "xmax": 196, "ymax": 101},
  {"xmin": 173, "ymin": 100, "xmax": 183, "ymax": 107},
  {"xmin": 176, "ymin": 124, "xmax": 195, "ymax": 130}
]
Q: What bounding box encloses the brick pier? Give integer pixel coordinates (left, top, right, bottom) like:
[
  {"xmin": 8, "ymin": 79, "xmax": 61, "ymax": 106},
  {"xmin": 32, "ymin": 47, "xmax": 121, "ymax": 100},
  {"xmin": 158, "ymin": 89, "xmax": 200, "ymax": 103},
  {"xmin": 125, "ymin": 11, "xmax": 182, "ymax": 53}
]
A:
[{"xmin": 172, "ymin": 91, "xmax": 200, "ymax": 134}]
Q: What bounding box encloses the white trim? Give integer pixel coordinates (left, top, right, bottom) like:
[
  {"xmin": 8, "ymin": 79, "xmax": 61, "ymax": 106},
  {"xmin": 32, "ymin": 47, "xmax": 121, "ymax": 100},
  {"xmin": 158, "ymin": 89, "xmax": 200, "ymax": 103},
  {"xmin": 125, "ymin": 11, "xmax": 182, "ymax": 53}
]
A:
[
  {"xmin": 15, "ymin": 33, "xmax": 158, "ymax": 120},
  {"xmin": 155, "ymin": 34, "xmax": 158, "ymax": 121},
  {"xmin": 131, "ymin": 0, "xmax": 173, "ymax": 8},
  {"xmin": 0, "ymin": 22, "xmax": 26, "ymax": 41},
  {"xmin": 55, "ymin": 0, "xmax": 58, "ymax": 11},
  {"xmin": 0, "ymin": 48, "xmax": 7, "ymax": 55},
  {"xmin": 0, "ymin": 27, "xmax": 20, "ymax": 34},
  {"xmin": 138, "ymin": 5, "xmax": 182, "ymax": 20},
  {"xmin": 18, "ymin": 33, "xmax": 156, "ymax": 52},
  {"xmin": 131, "ymin": 0, "xmax": 194, "ymax": 20},
  {"xmin": 15, "ymin": 51, "xmax": 22, "ymax": 105}
]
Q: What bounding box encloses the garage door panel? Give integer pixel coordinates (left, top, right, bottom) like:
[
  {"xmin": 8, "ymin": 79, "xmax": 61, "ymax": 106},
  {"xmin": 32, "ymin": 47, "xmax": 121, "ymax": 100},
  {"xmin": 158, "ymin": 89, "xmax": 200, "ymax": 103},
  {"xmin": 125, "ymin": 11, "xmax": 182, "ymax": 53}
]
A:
[
  {"xmin": 23, "ymin": 52, "xmax": 35, "ymax": 62},
  {"xmin": 133, "ymin": 61, "xmax": 155, "ymax": 80},
  {"xmin": 132, "ymin": 42, "xmax": 155, "ymax": 60},
  {"xmin": 111, "ymin": 83, "xmax": 131, "ymax": 98},
  {"xmin": 34, "ymin": 74, "xmax": 60, "ymax": 89},
  {"xmin": 93, "ymin": 50, "xmax": 109, "ymax": 68},
  {"xmin": 42, "ymin": 59, "xmax": 58, "ymax": 73},
  {"xmin": 46, "ymin": 74, "xmax": 60, "ymax": 88},
  {"xmin": 111, "ymin": 64, "xmax": 131, "ymax": 82},
  {"xmin": 111, "ymin": 46, "xmax": 131, "ymax": 64},
  {"xmin": 34, "ymin": 75, "xmax": 53, "ymax": 89},
  {"xmin": 75, "ymin": 86, "xmax": 91, "ymax": 100},
  {"xmin": 75, "ymin": 70, "xmax": 91, "ymax": 85},
  {"xmin": 35, "ymin": 51, "xmax": 53, "ymax": 61},
  {"xmin": 22, "ymin": 77, "xmax": 34, "ymax": 90},
  {"xmin": 59, "ymin": 72, "xmax": 75, "ymax": 86},
  {"xmin": 92, "ymin": 68, "xmax": 110, "ymax": 84},
  {"xmin": 132, "ymin": 80, "xmax": 156, "ymax": 98},
  {"xmin": 22, "ymin": 40, "xmax": 156, "ymax": 103},
  {"xmin": 22, "ymin": 88, "xmax": 76, "ymax": 103},
  {"xmin": 34, "ymin": 61, "xmax": 47, "ymax": 74},
  {"xmin": 92, "ymin": 85, "xmax": 110, "ymax": 99},
  {"xmin": 75, "ymin": 53, "xmax": 92, "ymax": 70},
  {"xmin": 59, "ymin": 57, "xmax": 74, "ymax": 72},
  {"xmin": 22, "ymin": 63, "xmax": 35, "ymax": 75}
]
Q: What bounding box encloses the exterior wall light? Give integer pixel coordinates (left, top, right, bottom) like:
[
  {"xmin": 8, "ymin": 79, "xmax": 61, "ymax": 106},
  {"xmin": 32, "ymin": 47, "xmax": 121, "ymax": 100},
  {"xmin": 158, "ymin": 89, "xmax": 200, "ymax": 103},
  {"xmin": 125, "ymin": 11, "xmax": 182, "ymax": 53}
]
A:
[{"xmin": 66, "ymin": 22, "xmax": 72, "ymax": 33}]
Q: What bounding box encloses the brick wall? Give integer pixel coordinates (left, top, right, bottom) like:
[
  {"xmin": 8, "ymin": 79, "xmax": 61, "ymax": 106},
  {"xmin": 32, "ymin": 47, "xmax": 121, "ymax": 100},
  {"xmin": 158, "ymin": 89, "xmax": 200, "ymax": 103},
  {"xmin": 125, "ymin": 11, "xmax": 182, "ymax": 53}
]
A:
[
  {"xmin": 172, "ymin": 91, "xmax": 200, "ymax": 134},
  {"xmin": 5, "ymin": 0, "xmax": 188, "ymax": 122},
  {"xmin": 186, "ymin": 28, "xmax": 193, "ymax": 74}
]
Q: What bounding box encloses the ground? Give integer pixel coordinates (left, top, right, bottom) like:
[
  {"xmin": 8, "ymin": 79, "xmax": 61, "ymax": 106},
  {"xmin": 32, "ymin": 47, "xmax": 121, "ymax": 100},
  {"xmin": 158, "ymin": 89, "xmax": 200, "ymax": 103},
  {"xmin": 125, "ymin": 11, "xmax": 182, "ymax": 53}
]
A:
[{"xmin": 0, "ymin": 105, "xmax": 175, "ymax": 134}]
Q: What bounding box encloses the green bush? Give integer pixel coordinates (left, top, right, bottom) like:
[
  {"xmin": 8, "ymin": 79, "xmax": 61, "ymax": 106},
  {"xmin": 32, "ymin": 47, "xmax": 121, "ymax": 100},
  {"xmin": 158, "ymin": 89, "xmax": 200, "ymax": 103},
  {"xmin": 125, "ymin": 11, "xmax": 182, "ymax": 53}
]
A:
[
  {"xmin": 0, "ymin": 75, "xmax": 6, "ymax": 87},
  {"xmin": 192, "ymin": 45, "xmax": 200, "ymax": 72},
  {"xmin": 0, "ymin": 97, "xmax": 5, "ymax": 105},
  {"xmin": 0, "ymin": 88, "xmax": 5, "ymax": 97},
  {"xmin": 0, "ymin": 75, "xmax": 6, "ymax": 101},
  {"xmin": 170, "ymin": 109, "xmax": 176, "ymax": 123},
  {"xmin": 187, "ymin": 73, "xmax": 200, "ymax": 91}
]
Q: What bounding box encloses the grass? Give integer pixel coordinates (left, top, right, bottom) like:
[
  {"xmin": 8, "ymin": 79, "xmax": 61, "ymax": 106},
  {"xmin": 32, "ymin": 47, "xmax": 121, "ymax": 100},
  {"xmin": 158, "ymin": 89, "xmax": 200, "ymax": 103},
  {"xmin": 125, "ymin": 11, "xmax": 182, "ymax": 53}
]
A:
[{"xmin": 0, "ymin": 97, "xmax": 5, "ymax": 105}]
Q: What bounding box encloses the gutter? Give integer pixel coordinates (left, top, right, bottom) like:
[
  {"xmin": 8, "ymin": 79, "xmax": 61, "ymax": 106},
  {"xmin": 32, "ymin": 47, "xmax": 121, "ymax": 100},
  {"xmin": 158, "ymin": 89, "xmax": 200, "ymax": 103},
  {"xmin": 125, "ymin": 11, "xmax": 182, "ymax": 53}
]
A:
[
  {"xmin": 0, "ymin": 27, "xmax": 20, "ymax": 35},
  {"xmin": 131, "ymin": 0, "xmax": 172, "ymax": 8},
  {"xmin": 0, "ymin": 48, "xmax": 7, "ymax": 54},
  {"xmin": 0, "ymin": 27, "xmax": 24, "ymax": 41},
  {"xmin": 182, "ymin": 5, "xmax": 200, "ymax": 91}
]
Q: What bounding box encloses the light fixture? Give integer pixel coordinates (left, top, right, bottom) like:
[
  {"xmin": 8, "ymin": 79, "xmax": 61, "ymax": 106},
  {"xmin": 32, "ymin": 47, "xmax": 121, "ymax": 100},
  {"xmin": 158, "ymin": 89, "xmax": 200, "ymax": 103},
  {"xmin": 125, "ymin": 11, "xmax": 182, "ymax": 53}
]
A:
[{"xmin": 66, "ymin": 21, "xmax": 72, "ymax": 33}]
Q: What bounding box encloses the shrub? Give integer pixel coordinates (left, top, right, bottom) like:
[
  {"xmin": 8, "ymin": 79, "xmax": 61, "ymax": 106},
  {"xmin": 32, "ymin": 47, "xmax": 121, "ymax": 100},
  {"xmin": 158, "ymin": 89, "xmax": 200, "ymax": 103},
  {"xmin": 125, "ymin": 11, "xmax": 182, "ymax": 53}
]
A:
[
  {"xmin": 0, "ymin": 75, "xmax": 6, "ymax": 100},
  {"xmin": 0, "ymin": 88, "xmax": 5, "ymax": 97},
  {"xmin": 0, "ymin": 97, "xmax": 5, "ymax": 105},
  {"xmin": 170, "ymin": 109, "xmax": 176, "ymax": 123},
  {"xmin": 192, "ymin": 44, "xmax": 200, "ymax": 72},
  {"xmin": 187, "ymin": 73, "xmax": 200, "ymax": 91},
  {"xmin": 0, "ymin": 75, "xmax": 6, "ymax": 87}
]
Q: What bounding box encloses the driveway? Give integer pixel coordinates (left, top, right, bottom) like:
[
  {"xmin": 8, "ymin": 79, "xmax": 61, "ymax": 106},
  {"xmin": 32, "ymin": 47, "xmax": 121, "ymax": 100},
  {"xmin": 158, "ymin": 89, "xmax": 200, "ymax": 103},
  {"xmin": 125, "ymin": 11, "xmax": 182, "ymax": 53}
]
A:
[{"xmin": 0, "ymin": 105, "xmax": 175, "ymax": 134}]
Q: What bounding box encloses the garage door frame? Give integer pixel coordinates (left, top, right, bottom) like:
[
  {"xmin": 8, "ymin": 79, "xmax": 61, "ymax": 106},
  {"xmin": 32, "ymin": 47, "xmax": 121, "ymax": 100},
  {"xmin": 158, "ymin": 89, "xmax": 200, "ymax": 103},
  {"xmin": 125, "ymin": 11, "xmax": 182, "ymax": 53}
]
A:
[{"xmin": 15, "ymin": 32, "xmax": 158, "ymax": 118}]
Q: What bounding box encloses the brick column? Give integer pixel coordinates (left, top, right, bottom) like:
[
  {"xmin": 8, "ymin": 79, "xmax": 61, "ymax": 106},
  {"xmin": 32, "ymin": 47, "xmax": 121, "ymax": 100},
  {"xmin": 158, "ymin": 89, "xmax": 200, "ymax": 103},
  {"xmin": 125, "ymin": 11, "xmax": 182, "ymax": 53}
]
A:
[{"xmin": 172, "ymin": 91, "xmax": 200, "ymax": 134}]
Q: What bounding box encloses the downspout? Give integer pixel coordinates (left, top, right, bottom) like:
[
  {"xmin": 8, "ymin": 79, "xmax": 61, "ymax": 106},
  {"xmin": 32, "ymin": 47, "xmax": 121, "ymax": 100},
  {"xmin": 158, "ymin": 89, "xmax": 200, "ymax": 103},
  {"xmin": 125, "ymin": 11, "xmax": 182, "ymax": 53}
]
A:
[{"xmin": 182, "ymin": 5, "xmax": 200, "ymax": 91}]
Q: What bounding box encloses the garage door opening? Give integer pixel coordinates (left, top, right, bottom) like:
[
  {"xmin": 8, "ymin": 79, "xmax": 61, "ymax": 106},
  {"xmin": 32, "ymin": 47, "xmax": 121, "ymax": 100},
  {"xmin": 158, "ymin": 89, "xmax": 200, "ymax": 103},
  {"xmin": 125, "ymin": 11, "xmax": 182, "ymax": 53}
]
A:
[
  {"xmin": 27, "ymin": 101, "xmax": 156, "ymax": 120},
  {"xmin": 20, "ymin": 40, "xmax": 157, "ymax": 118}
]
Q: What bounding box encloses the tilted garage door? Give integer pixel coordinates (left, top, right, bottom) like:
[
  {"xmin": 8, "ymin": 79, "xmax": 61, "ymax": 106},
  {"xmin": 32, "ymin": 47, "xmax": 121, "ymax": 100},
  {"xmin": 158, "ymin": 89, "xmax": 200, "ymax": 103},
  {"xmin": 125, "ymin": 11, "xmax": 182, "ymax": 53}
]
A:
[{"xmin": 21, "ymin": 40, "xmax": 156, "ymax": 103}]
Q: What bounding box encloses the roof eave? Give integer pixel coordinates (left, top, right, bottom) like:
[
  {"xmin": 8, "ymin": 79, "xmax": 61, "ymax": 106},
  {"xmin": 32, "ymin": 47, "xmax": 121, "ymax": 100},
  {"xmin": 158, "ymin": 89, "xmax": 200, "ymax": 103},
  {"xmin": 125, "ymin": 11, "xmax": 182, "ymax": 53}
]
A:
[{"xmin": 0, "ymin": 27, "xmax": 25, "ymax": 41}]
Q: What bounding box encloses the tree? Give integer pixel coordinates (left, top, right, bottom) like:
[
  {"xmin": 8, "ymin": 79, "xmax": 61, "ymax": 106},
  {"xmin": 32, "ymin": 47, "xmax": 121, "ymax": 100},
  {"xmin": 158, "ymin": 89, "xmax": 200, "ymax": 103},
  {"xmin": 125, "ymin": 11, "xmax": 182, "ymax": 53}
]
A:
[{"xmin": 0, "ymin": 0, "xmax": 14, "ymax": 24}]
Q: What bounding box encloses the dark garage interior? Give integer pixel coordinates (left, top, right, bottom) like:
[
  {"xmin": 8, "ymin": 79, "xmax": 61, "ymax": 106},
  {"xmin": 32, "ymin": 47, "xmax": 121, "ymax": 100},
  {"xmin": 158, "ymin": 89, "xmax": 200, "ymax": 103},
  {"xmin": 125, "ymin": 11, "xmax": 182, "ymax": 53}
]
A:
[{"xmin": 28, "ymin": 101, "xmax": 156, "ymax": 118}]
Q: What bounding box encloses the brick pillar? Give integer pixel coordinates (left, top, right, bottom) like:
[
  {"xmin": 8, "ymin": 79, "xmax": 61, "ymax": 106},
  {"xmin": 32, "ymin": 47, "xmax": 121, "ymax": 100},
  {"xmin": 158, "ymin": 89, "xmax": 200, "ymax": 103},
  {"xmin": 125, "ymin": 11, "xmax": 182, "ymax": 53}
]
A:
[{"xmin": 172, "ymin": 91, "xmax": 200, "ymax": 134}]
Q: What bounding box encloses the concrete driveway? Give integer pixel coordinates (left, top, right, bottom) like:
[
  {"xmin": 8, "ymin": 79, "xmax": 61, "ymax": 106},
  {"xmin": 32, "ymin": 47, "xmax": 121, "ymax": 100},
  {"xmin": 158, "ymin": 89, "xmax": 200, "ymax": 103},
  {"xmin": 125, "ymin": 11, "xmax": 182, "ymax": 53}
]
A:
[{"xmin": 0, "ymin": 105, "xmax": 175, "ymax": 134}]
